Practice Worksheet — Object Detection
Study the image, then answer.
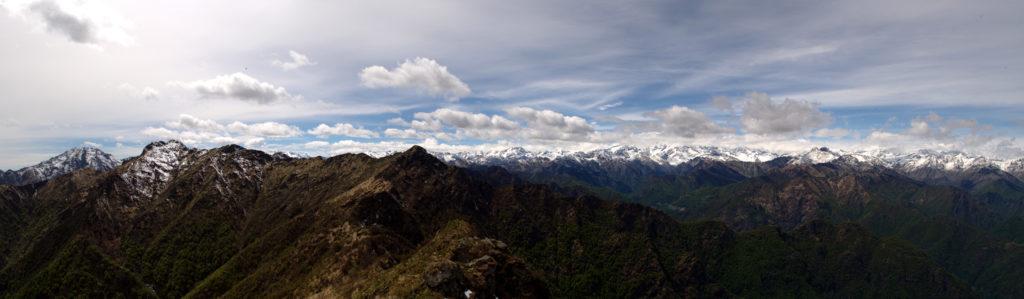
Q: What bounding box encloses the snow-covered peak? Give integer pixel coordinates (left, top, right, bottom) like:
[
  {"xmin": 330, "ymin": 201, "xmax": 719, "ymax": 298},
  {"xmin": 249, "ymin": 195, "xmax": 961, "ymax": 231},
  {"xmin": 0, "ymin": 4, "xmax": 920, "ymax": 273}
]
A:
[
  {"xmin": 789, "ymin": 147, "xmax": 843, "ymax": 165},
  {"xmin": 0, "ymin": 146, "xmax": 120, "ymax": 185},
  {"xmin": 119, "ymin": 140, "xmax": 203, "ymax": 199},
  {"xmin": 1006, "ymin": 158, "xmax": 1024, "ymax": 175},
  {"xmin": 433, "ymin": 144, "xmax": 1024, "ymax": 177},
  {"xmin": 435, "ymin": 144, "xmax": 781, "ymax": 167},
  {"xmin": 142, "ymin": 140, "xmax": 187, "ymax": 154},
  {"xmin": 583, "ymin": 145, "xmax": 779, "ymax": 165},
  {"xmin": 889, "ymin": 149, "xmax": 996, "ymax": 172}
]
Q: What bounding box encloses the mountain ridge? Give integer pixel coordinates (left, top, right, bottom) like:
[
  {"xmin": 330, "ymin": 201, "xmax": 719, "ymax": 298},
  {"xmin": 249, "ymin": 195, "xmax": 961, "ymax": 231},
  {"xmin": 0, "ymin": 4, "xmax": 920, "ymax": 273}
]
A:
[{"xmin": 0, "ymin": 140, "xmax": 976, "ymax": 298}]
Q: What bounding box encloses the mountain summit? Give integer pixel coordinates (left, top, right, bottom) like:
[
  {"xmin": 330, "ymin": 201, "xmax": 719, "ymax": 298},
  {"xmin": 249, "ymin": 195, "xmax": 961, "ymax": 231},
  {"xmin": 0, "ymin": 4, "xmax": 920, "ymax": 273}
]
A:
[{"xmin": 0, "ymin": 146, "xmax": 119, "ymax": 186}]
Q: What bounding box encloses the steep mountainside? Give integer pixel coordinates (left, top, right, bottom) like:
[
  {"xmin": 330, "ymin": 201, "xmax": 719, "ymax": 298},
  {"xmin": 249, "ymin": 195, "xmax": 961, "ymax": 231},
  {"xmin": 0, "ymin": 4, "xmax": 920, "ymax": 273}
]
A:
[
  {"xmin": 0, "ymin": 142, "xmax": 973, "ymax": 298},
  {"xmin": 460, "ymin": 152, "xmax": 1024, "ymax": 297},
  {"xmin": 0, "ymin": 147, "xmax": 120, "ymax": 186}
]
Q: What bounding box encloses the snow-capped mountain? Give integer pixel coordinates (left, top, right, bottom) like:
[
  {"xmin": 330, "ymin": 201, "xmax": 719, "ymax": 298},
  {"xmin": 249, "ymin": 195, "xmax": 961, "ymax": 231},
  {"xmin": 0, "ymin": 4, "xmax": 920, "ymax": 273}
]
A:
[
  {"xmin": 118, "ymin": 140, "xmax": 204, "ymax": 200},
  {"xmin": 1007, "ymin": 158, "xmax": 1024, "ymax": 179},
  {"xmin": 438, "ymin": 145, "xmax": 780, "ymax": 167},
  {"xmin": 433, "ymin": 144, "xmax": 1024, "ymax": 182},
  {"xmin": 114, "ymin": 140, "xmax": 278, "ymax": 202},
  {"xmin": 0, "ymin": 146, "xmax": 120, "ymax": 186}
]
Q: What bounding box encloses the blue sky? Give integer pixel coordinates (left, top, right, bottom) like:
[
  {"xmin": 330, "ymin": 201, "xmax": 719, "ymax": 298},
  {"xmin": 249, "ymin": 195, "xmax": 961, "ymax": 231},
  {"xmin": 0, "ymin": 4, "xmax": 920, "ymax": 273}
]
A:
[{"xmin": 1, "ymin": 0, "xmax": 1023, "ymax": 168}]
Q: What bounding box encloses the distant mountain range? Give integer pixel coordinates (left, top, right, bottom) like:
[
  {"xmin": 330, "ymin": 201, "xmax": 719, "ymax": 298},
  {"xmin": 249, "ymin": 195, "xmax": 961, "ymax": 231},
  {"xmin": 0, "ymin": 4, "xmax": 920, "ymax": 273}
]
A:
[
  {"xmin": 438, "ymin": 145, "xmax": 1024, "ymax": 192},
  {"xmin": 441, "ymin": 144, "xmax": 1024, "ymax": 298},
  {"xmin": 439, "ymin": 144, "xmax": 1024, "ymax": 178},
  {"xmin": 0, "ymin": 140, "xmax": 989, "ymax": 297}
]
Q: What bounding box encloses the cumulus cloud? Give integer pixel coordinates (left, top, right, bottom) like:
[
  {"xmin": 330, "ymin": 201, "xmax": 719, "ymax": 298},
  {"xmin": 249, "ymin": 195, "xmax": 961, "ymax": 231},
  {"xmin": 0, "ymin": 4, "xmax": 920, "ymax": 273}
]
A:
[
  {"xmin": 386, "ymin": 117, "xmax": 410, "ymax": 126},
  {"xmin": 740, "ymin": 92, "xmax": 831, "ymax": 135},
  {"xmin": 143, "ymin": 114, "xmax": 301, "ymax": 147},
  {"xmin": 272, "ymin": 50, "xmax": 315, "ymax": 70},
  {"xmin": 308, "ymin": 123, "xmax": 379, "ymax": 138},
  {"xmin": 413, "ymin": 108, "xmax": 519, "ymax": 139},
  {"xmin": 360, "ymin": 57, "xmax": 471, "ymax": 101},
  {"xmin": 389, "ymin": 107, "xmax": 598, "ymax": 142},
  {"xmin": 227, "ymin": 121, "xmax": 302, "ymax": 137},
  {"xmin": 383, "ymin": 128, "xmax": 436, "ymax": 139},
  {"xmin": 170, "ymin": 73, "xmax": 297, "ymax": 104},
  {"xmin": 644, "ymin": 105, "xmax": 731, "ymax": 138},
  {"xmin": 506, "ymin": 107, "xmax": 595, "ymax": 141}
]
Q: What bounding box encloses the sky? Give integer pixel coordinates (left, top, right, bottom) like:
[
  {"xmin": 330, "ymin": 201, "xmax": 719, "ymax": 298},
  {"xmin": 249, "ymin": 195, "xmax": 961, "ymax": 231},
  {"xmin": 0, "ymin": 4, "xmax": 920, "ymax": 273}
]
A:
[{"xmin": 1, "ymin": 0, "xmax": 1023, "ymax": 169}]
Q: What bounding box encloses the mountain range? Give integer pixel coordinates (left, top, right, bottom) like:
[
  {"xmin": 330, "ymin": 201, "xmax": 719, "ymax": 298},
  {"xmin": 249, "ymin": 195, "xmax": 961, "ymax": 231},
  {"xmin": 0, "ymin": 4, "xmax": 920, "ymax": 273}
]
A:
[
  {"xmin": 442, "ymin": 145, "xmax": 1024, "ymax": 298},
  {"xmin": 439, "ymin": 145, "xmax": 1024, "ymax": 180},
  {"xmin": 2, "ymin": 141, "xmax": 1023, "ymax": 297}
]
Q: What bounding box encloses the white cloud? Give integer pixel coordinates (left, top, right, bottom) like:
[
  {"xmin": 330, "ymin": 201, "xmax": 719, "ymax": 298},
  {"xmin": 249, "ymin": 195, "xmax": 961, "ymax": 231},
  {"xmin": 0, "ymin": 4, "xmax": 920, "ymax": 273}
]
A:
[
  {"xmin": 394, "ymin": 107, "xmax": 597, "ymax": 142},
  {"xmin": 5, "ymin": 0, "xmax": 135, "ymax": 48},
  {"xmin": 143, "ymin": 114, "xmax": 301, "ymax": 147},
  {"xmin": 904, "ymin": 112, "xmax": 990, "ymax": 140},
  {"xmin": 740, "ymin": 92, "xmax": 832, "ymax": 135},
  {"xmin": 360, "ymin": 57, "xmax": 471, "ymax": 101},
  {"xmin": 644, "ymin": 105, "xmax": 731, "ymax": 138},
  {"xmin": 308, "ymin": 123, "xmax": 378, "ymax": 138},
  {"xmin": 303, "ymin": 140, "xmax": 330, "ymax": 149},
  {"xmin": 506, "ymin": 107, "xmax": 595, "ymax": 141},
  {"xmin": 384, "ymin": 128, "xmax": 428, "ymax": 139},
  {"xmin": 386, "ymin": 117, "xmax": 410, "ymax": 126},
  {"xmin": 597, "ymin": 101, "xmax": 623, "ymax": 111},
  {"xmin": 813, "ymin": 128, "xmax": 850, "ymax": 138},
  {"xmin": 227, "ymin": 121, "xmax": 302, "ymax": 137},
  {"xmin": 907, "ymin": 118, "xmax": 931, "ymax": 136},
  {"xmin": 166, "ymin": 114, "xmax": 224, "ymax": 132},
  {"xmin": 413, "ymin": 108, "xmax": 519, "ymax": 139},
  {"xmin": 81, "ymin": 141, "xmax": 101, "ymax": 148},
  {"xmin": 118, "ymin": 83, "xmax": 159, "ymax": 101},
  {"xmin": 170, "ymin": 73, "xmax": 297, "ymax": 104},
  {"xmin": 861, "ymin": 112, "xmax": 1001, "ymax": 154},
  {"xmin": 278, "ymin": 138, "xmax": 523, "ymax": 158},
  {"xmin": 897, "ymin": 112, "xmax": 991, "ymax": 145},
  {"xmin": 272, "ymin": 50, "xmax": 315, "ymax": 70},
  {"xmin": 410, "ymin": 118, "xmax": 443, "ymax": 132}
]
